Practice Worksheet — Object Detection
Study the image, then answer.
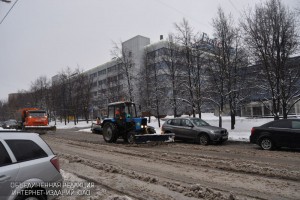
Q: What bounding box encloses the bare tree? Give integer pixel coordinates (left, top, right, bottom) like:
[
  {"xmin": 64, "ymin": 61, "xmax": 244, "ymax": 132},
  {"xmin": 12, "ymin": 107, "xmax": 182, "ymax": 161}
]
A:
[
  {"xmin": 159, "ymin": 34, "xmax": 185, "ymax": 117},
  {"xmin": 191, "ymin": 34, "xmax": 210, "ymax": 119},
  {"xmin": 73, "ymin": 69, "xmax": 93, "ymax": 123},
  {"xmin": 206, "ymin": 8, "xmax": 232, "ymax": 128},
  {"xmin": 138, "ymin": 50, "xmax": 153, "ymax": 122},
  {"xmin": 111, "ymin": 41, "xmax": 135, "ymax": 102},
  {"xmin": 209, "ymin": 7, "xmax": 249, "ymax": 129},
  {"xmin": 50, "ymin": 67, "xmax": 93, "ymax": 124},
  {"xmin": 0, "ymin": 100, "xmax": 9, "ymax": 121},
  {"xmin": 6, "ymin": 90, "xmax": 33, "ymax": 119},
  {"xmin": 142, "ymin": 46, "xmax": 167, "ymax": 127},
  {"xmin": 174, "ymin": 18, "xmax": 197, "ymax": 117},
  {"xmin": 51, "ymin": 67, "xmax": 75, "ymax": 125},
  {"xmin": 30, "ymin": 76, "xmax": 51, "ymax": 109},
  {"xmin": 241, "ymin": 0, "xmax": 300, "ymax": 119}
]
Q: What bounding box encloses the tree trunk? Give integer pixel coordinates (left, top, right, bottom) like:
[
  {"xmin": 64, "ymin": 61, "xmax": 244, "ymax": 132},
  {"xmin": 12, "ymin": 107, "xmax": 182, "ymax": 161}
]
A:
[
  {"xmin": 173, "ymin": 97, "xmax": 177, "ymax": 117},
  {"xmin": 219, "ymin": 113, "xmax": 222, "ymax": 128},
  {"xmin": 230, "ymin": 111, "xmax": 235, "ymax": 130},
  {"xmin": 219, "ymin": 97, "xmax": 224, "ymax": 128},
  {"xmin": 282, "ymin": 101, "xmax": 288, "ymax": 119},
  {"xmin": 156, "ymin": 98, "xmax": 161, "ymax": 128}
]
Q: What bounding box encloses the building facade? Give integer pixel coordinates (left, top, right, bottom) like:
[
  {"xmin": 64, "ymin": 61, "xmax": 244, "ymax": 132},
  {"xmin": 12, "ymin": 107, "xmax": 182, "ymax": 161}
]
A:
[
  {"xmin": 240, "ymin": 56, "xmax": 300, "ymax": 117},
  {"xmin": 83, "ymin": 35, "xmax": 300, "ymax": 118},
  {"xmin": 85, "ymin": 35, "xmax": 150, "ymax": 117}
]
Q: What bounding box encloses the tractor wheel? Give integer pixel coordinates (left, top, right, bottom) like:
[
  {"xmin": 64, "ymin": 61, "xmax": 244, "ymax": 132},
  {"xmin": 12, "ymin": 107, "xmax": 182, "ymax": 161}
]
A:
[
  {"xmin": 124, "ymin": 131, "xmax": 135, "ymax": 144},
  {"xmin": 103, "ymin": 123, "xmax": 118, "ymax": 143}
]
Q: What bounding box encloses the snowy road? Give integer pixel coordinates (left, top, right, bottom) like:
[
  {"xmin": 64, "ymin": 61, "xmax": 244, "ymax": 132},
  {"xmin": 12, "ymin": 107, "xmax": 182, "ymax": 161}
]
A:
[{"xmin": 41, "ymin": 128, "xmax": 300, "ymax": 200}]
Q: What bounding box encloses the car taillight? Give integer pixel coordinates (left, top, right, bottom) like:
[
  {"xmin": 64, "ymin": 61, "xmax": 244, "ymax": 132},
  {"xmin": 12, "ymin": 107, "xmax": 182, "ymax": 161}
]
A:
[
  {"xmin": 50, "ymin": 156, "xmax": 60, "ymax": 172},
  {"xmin": 251, "ymin": 127, "xmax": 255, "ymax": 136}
]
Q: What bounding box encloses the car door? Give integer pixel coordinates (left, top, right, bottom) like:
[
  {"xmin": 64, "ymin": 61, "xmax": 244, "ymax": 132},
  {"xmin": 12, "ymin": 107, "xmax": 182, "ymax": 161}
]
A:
[
  {"xmin": 0, "ymin": 141, "xmax": 19, "ymax": 200},
  {"xmin": 268, "ymin": 120, "xmax": 292, "ymax": 147},
  {"xmin": 179, "ymin": 119, "xmax": 196, "ymax": 140},
  {"xmin": 170, "ymin": 119, "xmax": 183, "ymax": 139}
]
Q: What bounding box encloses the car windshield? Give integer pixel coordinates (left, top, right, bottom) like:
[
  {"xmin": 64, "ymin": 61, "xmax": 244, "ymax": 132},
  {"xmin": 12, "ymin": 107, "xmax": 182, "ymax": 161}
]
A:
[
  {"xmin": 6, "ymin": 120, "xmax": 17, "ymax": 125},
  {"xmin": 190, "ymin": 118, "xmax": 210, "ymax": 127}
]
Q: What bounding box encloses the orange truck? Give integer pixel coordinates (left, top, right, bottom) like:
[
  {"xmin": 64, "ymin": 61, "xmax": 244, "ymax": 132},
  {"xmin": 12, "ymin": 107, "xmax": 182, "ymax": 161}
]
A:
[{"xmin": 17, "ymin": 108, "xmax": 56, "ymax": 133}]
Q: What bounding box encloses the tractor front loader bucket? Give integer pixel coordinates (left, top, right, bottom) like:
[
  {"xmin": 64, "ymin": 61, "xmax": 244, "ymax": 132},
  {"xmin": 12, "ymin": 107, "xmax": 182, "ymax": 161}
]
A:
[{"xmin": 134, "ymin": 133, "xmax": 175, "ymax": 144}]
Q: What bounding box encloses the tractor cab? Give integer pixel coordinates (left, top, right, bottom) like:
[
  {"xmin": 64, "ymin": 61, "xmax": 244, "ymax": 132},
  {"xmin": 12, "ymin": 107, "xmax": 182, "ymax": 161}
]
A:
[
  {"xmin": 105, "ymin": 102, "xmax": 147, "ymax": 133},
  {"xmin": 107, "ymin": 102, "xmax": 137, "ymax": 119}
]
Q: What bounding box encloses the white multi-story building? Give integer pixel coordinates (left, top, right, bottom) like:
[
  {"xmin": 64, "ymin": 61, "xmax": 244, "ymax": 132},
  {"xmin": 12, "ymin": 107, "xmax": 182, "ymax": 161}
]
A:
[
  {"xmin": 86, "ymin": 34, "xmax": 218, "ymax": 117},
  {"xmin": 85, "ymin": 35, "xmax": 151, "ymax": 116},
  {"xmin": 83, "ymin": 33, "xmax": 300, "ymax": 118}
]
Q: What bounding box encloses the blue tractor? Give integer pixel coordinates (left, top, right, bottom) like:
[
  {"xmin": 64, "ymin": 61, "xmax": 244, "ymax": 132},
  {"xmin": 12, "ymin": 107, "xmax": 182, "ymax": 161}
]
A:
[{"xmin": 101, "ymin": 101, "xmax": 174, "ymax": 144}]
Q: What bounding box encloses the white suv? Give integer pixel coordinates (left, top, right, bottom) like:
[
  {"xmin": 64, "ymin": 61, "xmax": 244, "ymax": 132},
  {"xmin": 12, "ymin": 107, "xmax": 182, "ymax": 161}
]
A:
[{"xmin": 0, "ymin": 132, "xmax": 63, "ymax": 200}]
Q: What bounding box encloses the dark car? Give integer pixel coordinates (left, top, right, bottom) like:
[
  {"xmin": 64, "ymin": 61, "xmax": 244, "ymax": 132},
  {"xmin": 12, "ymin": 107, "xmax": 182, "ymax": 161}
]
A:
[
  {"xmin": 2, "ymin": 120, "xmax": 18, "ymax": 129},
  {"xmin": 161, "ymin": 118, "xmax": 228, "ymax": 145},
  {"xmin": 250, "ymin": 119, "xmax": 300, "ymax": 150},
  {"xmin": 91, "ymin": 123, "xmax": 103, "ymax": 134}
]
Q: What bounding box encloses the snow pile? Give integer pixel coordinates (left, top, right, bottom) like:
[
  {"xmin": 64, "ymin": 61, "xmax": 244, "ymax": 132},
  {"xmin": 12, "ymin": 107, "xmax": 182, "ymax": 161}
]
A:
[
  {"xmin": 49, "ymin": 120, "xmax": 92, "ymax": 129},
  {"xmin": 0, "ymin": 127, "xmax": 17, "ymax": 131}
]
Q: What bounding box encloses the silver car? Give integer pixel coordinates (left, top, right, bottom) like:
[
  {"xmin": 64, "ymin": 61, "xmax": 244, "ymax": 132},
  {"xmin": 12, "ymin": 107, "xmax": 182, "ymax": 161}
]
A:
[
  {"xmin": 0, "ymin": 132, "xmax": 63, "ymax": 200},
  {"xmin": 162, "ymin": 118, "xmax": 228, "ymax": 145}
]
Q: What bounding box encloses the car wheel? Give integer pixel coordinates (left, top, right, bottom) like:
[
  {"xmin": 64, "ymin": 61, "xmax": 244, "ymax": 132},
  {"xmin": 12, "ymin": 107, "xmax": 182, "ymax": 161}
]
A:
[
  {"xmin": 199, "ymin": 134, "xmax": 209, "ymax": 145},
  {"xmin": 103, "ymin": 123, "xmax": 118, "ymax": 143},
  {"xmin": 259, "ymin": 137, "xmax": 274, "ymax": 150}
]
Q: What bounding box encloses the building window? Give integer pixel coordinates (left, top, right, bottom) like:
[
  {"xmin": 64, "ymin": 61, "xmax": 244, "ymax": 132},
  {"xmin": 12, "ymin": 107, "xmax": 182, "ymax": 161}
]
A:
[
  {"xmin": 98, "ymin": 69, "xmax": 106, "ymax": 76},
  {"xmin": 108, "ymin": 65, "xmax": 117, "ymax": 73},
  {"xmin": 90, "ymin": 72, "xmax": 97, "ymax": 79},
  {"xmin": 98, "ymin": 79, "xmax": 107, "ymax": 86},
  {"xmin": 118, "ymin": 74, "xmax": 123, "ymax": 80},
  {"xmin": 92, "ymin": 81, "xmax": 97, "ymax": 88}
]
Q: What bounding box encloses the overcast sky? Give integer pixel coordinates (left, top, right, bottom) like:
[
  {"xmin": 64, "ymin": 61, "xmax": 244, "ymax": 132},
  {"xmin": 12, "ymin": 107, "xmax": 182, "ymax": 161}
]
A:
[{"xmin": 0, "ymin": 0, "xmax": 298, "ymax": 101}]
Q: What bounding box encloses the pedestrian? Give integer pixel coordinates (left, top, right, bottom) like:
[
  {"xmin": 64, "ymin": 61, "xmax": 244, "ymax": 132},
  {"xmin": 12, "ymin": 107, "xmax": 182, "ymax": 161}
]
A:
[{"xmin": 96, "ymin": 117, "xmax": 101, "ymax": 125}]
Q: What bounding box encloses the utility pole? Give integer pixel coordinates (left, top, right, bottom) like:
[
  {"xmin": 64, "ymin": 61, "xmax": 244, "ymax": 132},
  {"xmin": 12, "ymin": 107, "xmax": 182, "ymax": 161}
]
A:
[{"xmin": 0, "ymin": 0, "xmax": 19, "ymax": 25}]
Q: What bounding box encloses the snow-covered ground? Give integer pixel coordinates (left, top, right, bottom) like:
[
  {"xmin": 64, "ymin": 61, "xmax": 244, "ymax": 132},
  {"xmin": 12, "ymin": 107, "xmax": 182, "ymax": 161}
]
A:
[{"xmin": 42, "ymin": 113, "xmax": 273, "ymax": 142}]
